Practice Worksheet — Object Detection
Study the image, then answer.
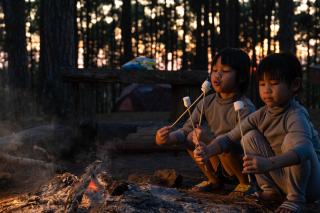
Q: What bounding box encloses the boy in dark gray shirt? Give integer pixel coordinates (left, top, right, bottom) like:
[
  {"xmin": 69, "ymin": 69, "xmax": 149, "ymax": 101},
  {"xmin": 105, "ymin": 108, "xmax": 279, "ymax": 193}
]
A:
[
  {"xmin": 156, "ymin": 48, "xmax": 255, "ymax": 194},
  {"xmin": 194, "ymin": 53, "xmax": 320, "ymax": 213}
]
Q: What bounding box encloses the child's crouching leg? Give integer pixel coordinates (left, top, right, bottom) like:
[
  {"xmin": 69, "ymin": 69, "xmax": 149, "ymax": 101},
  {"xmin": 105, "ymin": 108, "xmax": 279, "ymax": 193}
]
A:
[
  {"xmin": 280, "ymin": 134, "xmax": 320, "ymax": 205},
  {"xmin": 219, "ymin": 150, "xmax": 248, "ymax": 185},
  {"xmin": 219, "ymin": 151, "xmax": 253, "ymax": 197},
  {"xmin": 281, "ymin": 140, "xmax": 310, "ymax": 204},
  {"xmin": 186, "ymin": 149, "xmax": 222, "ymax": 191},
  {"xmin": 242, "ymin": 130, "xmax": 282, "ymax": 199}
]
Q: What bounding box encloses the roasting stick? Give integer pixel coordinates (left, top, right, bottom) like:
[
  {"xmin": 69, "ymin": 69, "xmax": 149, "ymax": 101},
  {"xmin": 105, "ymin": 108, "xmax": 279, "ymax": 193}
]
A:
[
  {"xmin": 199, "ymin": 80, "xmax": 211, "ymax": 126},
  {"xmin": 183, "ymin": 96, "xmax": 196, "ymax": 130},
  {"xmin": 170, "ymin": 80, "xmax": 211, "ymax": 128},
  {"xmin": 184, "ymin": 96, "xmax": 214, "ymax": 174},
  {"xmin": 234, "ymin": 101, "xmax": 261, "ymax": 192},
  {"xmin": 169, "ymin": 93, "xmax": 204, "ymax": 128}
]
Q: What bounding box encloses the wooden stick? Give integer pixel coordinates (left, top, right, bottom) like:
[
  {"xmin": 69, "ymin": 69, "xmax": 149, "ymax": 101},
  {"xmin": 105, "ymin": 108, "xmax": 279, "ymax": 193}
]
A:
[
  {"xmin": 235, "ymin": 104, "xmax": 261, "ymax": 191},
  {"xmin": 169, "ymin": 93, "xmax": 204, "ymax": 128},
  {"xmin": 199, "ymin": 91, "xmax": 206, "ymax": 127}
]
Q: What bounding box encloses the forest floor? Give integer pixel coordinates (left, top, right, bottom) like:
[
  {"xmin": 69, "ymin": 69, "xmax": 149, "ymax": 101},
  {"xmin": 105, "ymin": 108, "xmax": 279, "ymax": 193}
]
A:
[{"xmin": 0, "ymin": 110, "xmax": 320, "ymax": 212}]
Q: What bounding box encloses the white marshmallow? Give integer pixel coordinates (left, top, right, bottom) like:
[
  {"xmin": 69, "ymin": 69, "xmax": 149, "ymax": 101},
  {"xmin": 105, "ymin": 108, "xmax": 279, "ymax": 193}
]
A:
[
  {"xmin": 234, "ymin": 101, "xmax": 244, "ymax": 111},
  {"xmin": 183, "ymin": 96, "xmax": 192, "ymax": 108},
  {"xmin": 201, "ymin": 80, "xmax": 211, "ymax": 93}
]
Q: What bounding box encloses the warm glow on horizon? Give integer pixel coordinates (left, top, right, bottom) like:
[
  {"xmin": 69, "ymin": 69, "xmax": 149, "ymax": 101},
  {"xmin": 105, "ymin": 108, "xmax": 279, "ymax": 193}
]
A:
[{"xmin": 0, "ymin": 0, "xmax": 318, "ymax": 70}]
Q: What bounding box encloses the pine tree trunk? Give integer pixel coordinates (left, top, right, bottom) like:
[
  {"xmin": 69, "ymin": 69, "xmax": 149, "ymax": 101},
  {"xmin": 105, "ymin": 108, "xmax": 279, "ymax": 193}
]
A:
[
  {"xmin": 278, "ymin": 0, "xmax": 295, "ymax": 53},
  {"xmin": 121, "ymin": 0, "xmax": 133, "ymax": 64},
  {"xmin": 2, "ymin": 0, "xmax": 29, "ymax": 119},
  {"xmin": 39, "ymin": 0, "xmax": 77, "ymax": 118}
]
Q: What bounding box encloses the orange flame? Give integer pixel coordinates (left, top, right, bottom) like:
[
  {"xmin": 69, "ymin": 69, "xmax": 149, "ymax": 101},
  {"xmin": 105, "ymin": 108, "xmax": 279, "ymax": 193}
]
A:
[{"xmin": 87, "ymin": 179, "xmax": 98, "ymax": 192}]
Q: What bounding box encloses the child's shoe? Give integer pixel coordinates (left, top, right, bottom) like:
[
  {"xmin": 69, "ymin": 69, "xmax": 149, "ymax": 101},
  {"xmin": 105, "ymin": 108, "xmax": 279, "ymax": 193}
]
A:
[
  {"xmin": 229, "ymin": 183, "xmax": 254, "ymax": 197},
  {"xmin": 190, "ymin": 180, "xmax": 222, "ymax": 192}
]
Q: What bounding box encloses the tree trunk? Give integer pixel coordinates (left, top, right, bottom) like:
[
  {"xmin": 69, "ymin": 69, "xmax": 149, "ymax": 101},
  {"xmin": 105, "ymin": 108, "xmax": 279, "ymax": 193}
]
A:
[
  {"xmin": 227, "ymin": 0, "xmax": 239, "ymax": 47},
  {"xmin": 218, "ymin": 0, "xmax": 227, "ymax": 49},
  {"xmin": 209, "ymin": 0, "xmax": 217, "ymax": 69},
  {"xmin": 2, "ymin": 0, "xmax": 28, "ymax": 90},
  {"xmin": 2, "ymin": 0, "xmax": 29, "ymax": 119},
  {"xmin": 278, "ymin": 0, "xmax": 295, "ymax": 53},
  {"xmin": 194, "ymin": 1, "xmax": 207, "ymax": 70},
  {"xmin": 39, "ymin": 0, "xmax": 77, "ymax": 118},
  {"xmin": 219, "ymin": 0, "xmax": 239, "ymax": 48},
  {"xmin": 181, "ymin": 0, "xmax": 188, "ymax": 70},
  {"xmin": 121, "ymin": 0, "xmax": 133, "ymax": 64}
]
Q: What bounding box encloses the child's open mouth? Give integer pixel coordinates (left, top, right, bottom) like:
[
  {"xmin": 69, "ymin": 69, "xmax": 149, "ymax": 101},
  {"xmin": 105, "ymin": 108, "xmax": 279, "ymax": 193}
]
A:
[{"xmin": 213, "ymin": 80, "xmax": 221, "ymax": 86}]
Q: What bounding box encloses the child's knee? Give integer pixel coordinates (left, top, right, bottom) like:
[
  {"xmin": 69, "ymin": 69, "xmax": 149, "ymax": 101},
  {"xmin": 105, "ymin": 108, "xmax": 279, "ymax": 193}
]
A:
[
  {"xmin": 242, "ymin": 130, "xmax": 266, "ymax": 154},
  {"xmin": 242, "ymin": 130, "xmax": 261, "ymax": 148},
  {"xmin": 243, "ymin": 129, "xmax": 260, "ymax": 140}
]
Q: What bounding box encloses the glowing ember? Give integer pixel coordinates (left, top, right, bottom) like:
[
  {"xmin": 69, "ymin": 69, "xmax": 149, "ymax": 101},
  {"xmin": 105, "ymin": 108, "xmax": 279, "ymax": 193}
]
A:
[{"xmin": 87, "ymin": 179, "xmax": 98, "ymax": 192}]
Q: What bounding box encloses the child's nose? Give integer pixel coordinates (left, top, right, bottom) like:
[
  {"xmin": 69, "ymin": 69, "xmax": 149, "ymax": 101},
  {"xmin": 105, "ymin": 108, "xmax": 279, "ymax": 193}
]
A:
[
  {"xmin": 214, "ymin": 71, "xmax": 222, "ymax": 79},
  {"xmin": 264, "ymin": 83, "xmax": 272, "ymax": 93}
]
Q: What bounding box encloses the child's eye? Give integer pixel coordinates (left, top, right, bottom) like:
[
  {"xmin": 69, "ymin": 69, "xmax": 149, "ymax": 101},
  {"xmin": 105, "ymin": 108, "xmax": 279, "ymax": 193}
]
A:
[
  {"xmin": 222, "ymin": 69, "xmax": 231, "ymax": 73},
  {"xmin": 259, "ymin": 82, "xmax": 265, "ymax": 86},
  {"xmin": 270, "ymin": 81, "xmax": 279, "ymax": 85},
  {"xmin": 212, "ymin": 69, "xmax": 217, "ymax": 73}
]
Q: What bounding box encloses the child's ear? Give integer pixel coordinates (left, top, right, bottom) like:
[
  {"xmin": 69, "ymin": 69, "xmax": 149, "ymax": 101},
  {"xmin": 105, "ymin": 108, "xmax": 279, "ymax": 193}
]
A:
[{"xmin": 291, "ymin": 77, "xmax": 301, "ymax": 93}]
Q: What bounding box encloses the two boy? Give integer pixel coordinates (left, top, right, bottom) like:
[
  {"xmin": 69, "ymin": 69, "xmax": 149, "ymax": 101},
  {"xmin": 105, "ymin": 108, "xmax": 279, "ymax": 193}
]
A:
[{"xmin": 194, "ymin": 53, "xmax": 320, "ymax": 213}]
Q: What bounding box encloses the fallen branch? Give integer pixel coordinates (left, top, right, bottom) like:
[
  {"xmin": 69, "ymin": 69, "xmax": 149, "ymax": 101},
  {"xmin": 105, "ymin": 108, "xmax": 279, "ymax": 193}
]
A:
[{"xmin": 0, "ymin": 152, "xmax": 56, "ymax": 170}]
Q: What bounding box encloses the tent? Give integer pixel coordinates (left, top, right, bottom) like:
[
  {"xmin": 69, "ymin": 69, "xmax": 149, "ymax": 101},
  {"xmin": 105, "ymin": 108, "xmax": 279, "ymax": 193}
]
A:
[{"xmin": 115, "ymin": 83, "xmax": 172, "ymax": 112}]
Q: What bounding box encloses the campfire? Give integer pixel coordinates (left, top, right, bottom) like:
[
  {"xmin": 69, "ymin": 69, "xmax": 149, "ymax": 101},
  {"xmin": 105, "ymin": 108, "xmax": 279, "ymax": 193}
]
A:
[
  {"xmin": 1, "ymin": 123, "xmax": 319, "ymax": 213},
  {"xmin": 0, "ymin": 159, "xmax": 274, "ymax": 213}
]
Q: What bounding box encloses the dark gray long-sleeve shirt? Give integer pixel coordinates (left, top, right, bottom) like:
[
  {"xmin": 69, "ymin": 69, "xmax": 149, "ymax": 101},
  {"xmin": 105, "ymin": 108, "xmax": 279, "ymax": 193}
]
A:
[
  {"xmin": 218, "ymin": 99, "xmax": 320, "ymax": 161},
  {"xmin": 174, "ymin": 93, "xmax": 256, "ymax": 143}
]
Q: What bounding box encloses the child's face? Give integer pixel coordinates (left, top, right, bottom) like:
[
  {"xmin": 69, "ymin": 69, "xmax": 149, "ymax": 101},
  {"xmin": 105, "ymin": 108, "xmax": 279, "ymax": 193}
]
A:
[
  {"xmin": 210, "ymin": 57, "xmax": 237, "ymax": 98},
  {"xmin": 259, "ymin": 74, "xmax": 295, "ymax": 108}
]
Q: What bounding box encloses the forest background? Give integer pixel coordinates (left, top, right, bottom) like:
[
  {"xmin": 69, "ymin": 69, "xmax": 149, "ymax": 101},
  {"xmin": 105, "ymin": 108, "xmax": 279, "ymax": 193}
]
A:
[{"xmin": 0, "ymin": 0, "xmax": 319, "ymax": 121}]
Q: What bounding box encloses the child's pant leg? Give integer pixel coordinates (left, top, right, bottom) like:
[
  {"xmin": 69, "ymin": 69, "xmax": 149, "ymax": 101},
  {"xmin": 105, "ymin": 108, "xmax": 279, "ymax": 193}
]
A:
[
  {"xmin": 281, "ymin": 135, "xmax": 320, "ymax": 203},
  {"xmin": 243, "ymin": 130, "xmax": 320, "ymax": 203},
  {"xmin": 242, "ymin": 130, "xmax": 282, "ymax": 195}
]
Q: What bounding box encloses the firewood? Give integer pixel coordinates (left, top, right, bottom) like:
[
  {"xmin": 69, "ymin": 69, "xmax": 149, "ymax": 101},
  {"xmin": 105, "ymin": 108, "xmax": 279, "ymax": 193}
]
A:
[
  {"xmin": 0, "ymin": 152, "xmax": 56, "ymax": 170},
  {"xmin": 64, "ymin": 160, "xmax": 102, "ymax": 213}
]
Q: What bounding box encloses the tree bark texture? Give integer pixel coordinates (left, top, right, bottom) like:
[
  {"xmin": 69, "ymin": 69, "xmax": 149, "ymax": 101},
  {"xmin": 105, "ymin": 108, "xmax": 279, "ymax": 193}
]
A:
[
  {"xmin": 278, "ymin": 0, "xmax": 295, "ymax": 53},
  {"xmin": 39, "ymin": 0, "xmax": 77, "ymax": 117}
]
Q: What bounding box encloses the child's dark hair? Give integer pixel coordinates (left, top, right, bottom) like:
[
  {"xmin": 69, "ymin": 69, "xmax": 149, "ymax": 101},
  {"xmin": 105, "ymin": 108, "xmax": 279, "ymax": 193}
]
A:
[
  {"xmin": 212, "ymin": 48, "xmax": 251, "ymax": 94},
  {"xmin": 257, "ymin": 53, "xmax": 302, "ymax": 91}
]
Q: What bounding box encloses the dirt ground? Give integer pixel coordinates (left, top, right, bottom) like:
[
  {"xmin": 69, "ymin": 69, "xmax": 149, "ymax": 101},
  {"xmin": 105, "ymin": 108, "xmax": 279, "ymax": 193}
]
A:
[{"xmin": 0, "ymin": 109, "xmax": 320, "ymax": 211}]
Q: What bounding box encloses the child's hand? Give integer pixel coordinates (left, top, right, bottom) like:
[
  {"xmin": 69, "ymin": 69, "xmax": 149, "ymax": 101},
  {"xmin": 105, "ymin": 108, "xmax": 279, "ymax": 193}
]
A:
[
  {"xmin": 155, "ymin": 126, "xmax": 171, "ymax": 145},
  {"xmin": 193, "ymin": 141, "xmax": 209, "ymax": 165},
  {"xmin": 192, "ymin": 127, "xmax": 202, "ymax": 145},
  {"xmin": 186, "ymin": 127, "xmax": 201, "ymax": 145},
  {"xmin": 242, "ymin": 155, "xmax": 272, "ymax": 174},
  {"xmin": 188, "ymin": 127, "xmax": 211, "ymax": 146}
]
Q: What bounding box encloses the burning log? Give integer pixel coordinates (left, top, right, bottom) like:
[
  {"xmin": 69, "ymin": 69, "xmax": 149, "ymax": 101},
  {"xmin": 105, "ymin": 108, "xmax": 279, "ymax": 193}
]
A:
[{"xmin": 64, "ymin": 160, "xmax": 103, "ymax": 212}]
